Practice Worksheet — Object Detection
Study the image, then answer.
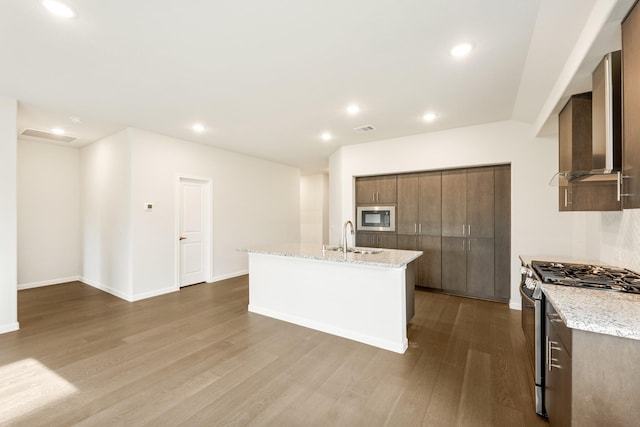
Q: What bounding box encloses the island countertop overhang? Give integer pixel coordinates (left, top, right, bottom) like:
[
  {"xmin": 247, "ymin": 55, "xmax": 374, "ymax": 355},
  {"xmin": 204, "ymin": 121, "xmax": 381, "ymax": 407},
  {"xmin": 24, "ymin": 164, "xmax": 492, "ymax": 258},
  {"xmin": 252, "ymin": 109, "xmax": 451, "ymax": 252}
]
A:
[{"xmin": 243, "ymin": 243, "xmax": 422, "ymax": 269}]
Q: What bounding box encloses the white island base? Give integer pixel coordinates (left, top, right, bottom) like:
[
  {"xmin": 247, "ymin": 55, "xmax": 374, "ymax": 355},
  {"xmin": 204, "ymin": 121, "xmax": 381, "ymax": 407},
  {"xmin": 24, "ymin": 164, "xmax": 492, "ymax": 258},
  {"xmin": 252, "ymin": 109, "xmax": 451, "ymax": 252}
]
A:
[{"xmin": 246, "ymin": 245, "xmax": 422, "ymax": 354}]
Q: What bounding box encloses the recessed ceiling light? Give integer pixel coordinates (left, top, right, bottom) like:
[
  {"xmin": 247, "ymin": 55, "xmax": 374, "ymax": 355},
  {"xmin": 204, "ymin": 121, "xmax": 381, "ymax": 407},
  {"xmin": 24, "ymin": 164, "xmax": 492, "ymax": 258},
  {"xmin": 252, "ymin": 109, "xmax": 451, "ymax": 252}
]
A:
[
  {"xmin": 451, "ymin": 43, "xmax": 473, "ymax": 58},
  {"xmin": 192, "ymin": 123, "xmax": 205, "ymax": 133},
  {"xmin": 321, "ymin": 132, "xmax": 332, "ymax": 141},
  {"xmin": 347, "ymin": 105, "xmax": 360, "ymax": 115},
  {"xmin": 42, "ymin": 0, "xmax": 76, "ymax": 18},
  {"xmin": 51, "ymin": 128, "xmax": 65, "ymax": 135},
  {"xmin": 423, "ymin": 112, "xmax": 437, "ymax": 122}
]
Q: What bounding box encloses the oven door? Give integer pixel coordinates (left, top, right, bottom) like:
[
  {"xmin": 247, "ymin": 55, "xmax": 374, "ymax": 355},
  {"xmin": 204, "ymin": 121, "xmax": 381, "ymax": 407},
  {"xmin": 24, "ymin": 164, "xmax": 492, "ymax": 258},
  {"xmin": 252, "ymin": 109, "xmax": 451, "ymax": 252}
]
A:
[{"xmin": 520, "ymin": 285, "xmax": 546, "ymax": 417}]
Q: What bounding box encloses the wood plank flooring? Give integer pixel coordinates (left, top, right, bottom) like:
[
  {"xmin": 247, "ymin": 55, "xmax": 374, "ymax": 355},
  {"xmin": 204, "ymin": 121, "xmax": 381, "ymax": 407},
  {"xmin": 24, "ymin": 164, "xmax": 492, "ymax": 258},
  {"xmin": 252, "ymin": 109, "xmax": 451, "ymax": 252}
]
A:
[{"xmin": 0, "ymin": 277, "xmax": 548, "ymax": 426}]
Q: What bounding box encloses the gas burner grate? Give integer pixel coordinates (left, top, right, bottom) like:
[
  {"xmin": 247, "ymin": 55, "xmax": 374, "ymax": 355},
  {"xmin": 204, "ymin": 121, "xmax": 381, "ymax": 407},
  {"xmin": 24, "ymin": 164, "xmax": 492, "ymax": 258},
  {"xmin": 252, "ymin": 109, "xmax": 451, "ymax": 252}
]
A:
[{"xmin": 531, "ymin": 260, "xmax": 640, "ymax": 293}]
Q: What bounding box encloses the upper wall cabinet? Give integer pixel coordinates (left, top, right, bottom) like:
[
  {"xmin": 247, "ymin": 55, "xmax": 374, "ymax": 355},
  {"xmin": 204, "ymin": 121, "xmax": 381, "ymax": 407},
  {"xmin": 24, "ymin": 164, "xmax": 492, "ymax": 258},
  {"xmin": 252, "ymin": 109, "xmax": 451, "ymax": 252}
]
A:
[
  {"xmin": 397, "ymin": 171, "xmax": 441, "ymax": 236},
  {"xmin": 558, "ymin": 91, "xmax": 621, "ymax": 211},
  {"xmin": 355, "ymin": 175, "xmax": 397, "ymax": 205},
  {"xmin": 623, "ymin": 3, "xmax": 640, "ymax": 209}
]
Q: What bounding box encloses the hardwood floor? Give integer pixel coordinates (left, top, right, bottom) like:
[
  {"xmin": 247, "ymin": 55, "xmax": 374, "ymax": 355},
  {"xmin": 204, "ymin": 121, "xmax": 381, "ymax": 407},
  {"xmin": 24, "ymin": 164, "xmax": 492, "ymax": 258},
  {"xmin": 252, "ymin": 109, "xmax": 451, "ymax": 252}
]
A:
[{"xmin": 0, "ymin": 277, "xmax": 548, "ymax": 426}]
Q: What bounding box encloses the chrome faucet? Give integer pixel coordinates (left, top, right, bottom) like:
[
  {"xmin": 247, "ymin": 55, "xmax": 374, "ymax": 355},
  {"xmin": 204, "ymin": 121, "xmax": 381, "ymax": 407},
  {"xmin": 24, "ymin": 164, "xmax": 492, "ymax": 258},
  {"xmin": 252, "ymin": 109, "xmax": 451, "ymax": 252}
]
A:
[{"xmin": 343, "ymin": 220, "xmax": 354, "ymax": 255}]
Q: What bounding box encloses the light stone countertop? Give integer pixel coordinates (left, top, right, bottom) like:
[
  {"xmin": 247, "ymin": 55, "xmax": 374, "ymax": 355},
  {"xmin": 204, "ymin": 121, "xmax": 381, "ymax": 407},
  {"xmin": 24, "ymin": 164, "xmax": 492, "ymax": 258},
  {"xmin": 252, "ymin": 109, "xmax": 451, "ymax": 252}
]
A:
[
  {"xmin": 542, "ymin": 284, "xmax": 640, "ymax": 340},
  {"xmin": 243, "ymin": 242, "xmax": 422, "ymax": 269}
]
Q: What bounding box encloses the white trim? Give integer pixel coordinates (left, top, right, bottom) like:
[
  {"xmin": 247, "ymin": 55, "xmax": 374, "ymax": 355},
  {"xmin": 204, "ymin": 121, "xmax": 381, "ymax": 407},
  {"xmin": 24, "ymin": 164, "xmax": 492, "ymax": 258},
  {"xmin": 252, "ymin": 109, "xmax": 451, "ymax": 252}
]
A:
[
  {"xmin": 0, "ymin": 322, "xmax": 19, "ymax": 334},
  {"xmin": 211, "ymin": 270, "xmax": 248, "ymax": 283},
  {"xmin": 81, "ymin": 277, "xmax": 134, "ymax": 302},
  {"xmin": 509, "ymin": 300, "xmax": 522, "ymax": 311},
  {"xmin": 18, "ymin": 276, "xmax": 81, "ymax": 290},
  {"xmin": 131, "ymin": 286, "xmax": 178, "ymax": 301},
  {"xmin": 175, "ymin": 175, "xmax": 214, "ymax": 288}
]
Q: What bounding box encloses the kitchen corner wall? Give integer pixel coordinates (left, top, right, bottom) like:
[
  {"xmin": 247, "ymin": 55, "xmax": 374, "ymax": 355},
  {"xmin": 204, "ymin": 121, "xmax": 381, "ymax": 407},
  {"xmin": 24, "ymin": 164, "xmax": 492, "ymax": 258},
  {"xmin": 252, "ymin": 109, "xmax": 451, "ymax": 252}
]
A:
[
  {"xmin": 329, "ymin": 120, "xmax": 603, "ymax": 309},
  {"xmin": 600, "ymin": 210, "xmax": 640, "ymax": 271},
  {"xmin": 0, "ymin": 97, "xmax": 18, "ymax": 334}
]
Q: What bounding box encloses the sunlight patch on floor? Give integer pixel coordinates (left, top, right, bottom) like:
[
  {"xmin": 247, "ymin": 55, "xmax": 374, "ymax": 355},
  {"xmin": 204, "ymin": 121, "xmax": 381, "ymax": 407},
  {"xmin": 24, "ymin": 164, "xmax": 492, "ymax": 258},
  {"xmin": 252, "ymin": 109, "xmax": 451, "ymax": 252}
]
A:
[{"xmin": 0, "ymin": 358, "xmax": 78, "ymax": 423}]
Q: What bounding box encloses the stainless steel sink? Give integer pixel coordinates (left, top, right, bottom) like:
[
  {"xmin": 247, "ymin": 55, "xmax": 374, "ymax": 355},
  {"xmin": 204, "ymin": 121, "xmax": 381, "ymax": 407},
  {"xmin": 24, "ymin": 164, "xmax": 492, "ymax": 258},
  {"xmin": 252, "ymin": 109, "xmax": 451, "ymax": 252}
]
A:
[{"xmin": 324, "ymin": 246, "xmax": 383, "ymax": 254}]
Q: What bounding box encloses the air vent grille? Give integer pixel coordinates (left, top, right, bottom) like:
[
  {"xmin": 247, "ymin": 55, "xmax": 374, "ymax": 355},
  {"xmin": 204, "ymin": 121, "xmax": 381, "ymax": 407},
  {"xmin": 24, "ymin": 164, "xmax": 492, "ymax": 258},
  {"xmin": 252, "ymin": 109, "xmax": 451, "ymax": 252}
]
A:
[
  {"xmin": 353, "ymin": 125, "xmax": 376, "ymax": 133},
  {"xmin": 20, "ymin": 128, "xmax": 77, "ymax": 143}
]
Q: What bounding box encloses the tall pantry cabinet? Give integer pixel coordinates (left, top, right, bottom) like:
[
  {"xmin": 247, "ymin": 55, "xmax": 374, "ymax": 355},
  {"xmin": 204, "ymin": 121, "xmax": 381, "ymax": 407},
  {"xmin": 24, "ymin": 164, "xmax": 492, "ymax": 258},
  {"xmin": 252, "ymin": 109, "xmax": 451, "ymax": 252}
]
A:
[{"xmin": 360, "ymin": 164, "xmax": 511, "ymax": 302}]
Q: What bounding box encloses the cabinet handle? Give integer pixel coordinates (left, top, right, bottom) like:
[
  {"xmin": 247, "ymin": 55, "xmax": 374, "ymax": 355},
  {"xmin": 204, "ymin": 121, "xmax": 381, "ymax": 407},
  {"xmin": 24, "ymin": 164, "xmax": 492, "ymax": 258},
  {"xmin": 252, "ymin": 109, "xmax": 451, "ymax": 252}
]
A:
[
  {"xmin": 618, "ymin": 172, "xmax": 632, "ymax": 200},
  {"xmin": 547, "ymin": 336, "xmax": 562, "ymax": 371},
  {"xmin": 468, "ymin": 224, "xmax": 471, "ymax": 236},
  {"xmin": 419, "ymin": 224, "xmax": 422, "ymax": 234},
  {"xmin": 462, "ymin": 224, "xmax": 465, "ymax": 236},
  {"xmin": 468, "ymin": 239, "xmax": 471, "ymax": 251},
  {"xmin": 564, "ymin": 188, "xmax": 568, "ymax": 207},
  {"xmin": 414, "ymin": 224, "xmax": 417, "ymax": 234}
]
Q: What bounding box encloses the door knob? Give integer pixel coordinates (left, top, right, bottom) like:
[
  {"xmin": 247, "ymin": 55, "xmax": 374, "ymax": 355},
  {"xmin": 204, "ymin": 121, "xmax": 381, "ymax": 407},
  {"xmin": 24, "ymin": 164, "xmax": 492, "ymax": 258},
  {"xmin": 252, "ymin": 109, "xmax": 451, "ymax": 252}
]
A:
[{"xmin": 179, "ymin": 236, "xmax": 187, "ymax": 240}]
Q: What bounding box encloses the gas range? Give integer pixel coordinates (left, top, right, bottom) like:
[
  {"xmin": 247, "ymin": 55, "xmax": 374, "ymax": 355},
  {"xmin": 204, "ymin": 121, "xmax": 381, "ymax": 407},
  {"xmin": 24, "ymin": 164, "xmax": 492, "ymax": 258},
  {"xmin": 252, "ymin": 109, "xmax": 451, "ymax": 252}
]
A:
[{"xmin": 531, "ymin": 260, "xmax": 640, "ymax": 294}]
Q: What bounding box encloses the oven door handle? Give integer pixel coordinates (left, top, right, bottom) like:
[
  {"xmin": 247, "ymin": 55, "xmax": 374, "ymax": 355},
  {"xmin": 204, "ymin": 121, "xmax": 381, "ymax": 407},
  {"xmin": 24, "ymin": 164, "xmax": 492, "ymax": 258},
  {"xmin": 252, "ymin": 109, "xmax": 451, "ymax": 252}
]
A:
[{"xmin": 519, "ymin": 285, "xmax": 536, "ymax": 305}]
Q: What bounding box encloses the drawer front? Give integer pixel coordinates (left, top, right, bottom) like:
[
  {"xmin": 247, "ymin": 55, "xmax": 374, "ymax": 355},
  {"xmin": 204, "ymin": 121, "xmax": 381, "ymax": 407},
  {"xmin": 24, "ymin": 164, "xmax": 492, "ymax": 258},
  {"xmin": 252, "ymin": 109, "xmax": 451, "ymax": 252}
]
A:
[{"xmin": 546, "ymin": 299, "xmax": 572, "ymax": 356}]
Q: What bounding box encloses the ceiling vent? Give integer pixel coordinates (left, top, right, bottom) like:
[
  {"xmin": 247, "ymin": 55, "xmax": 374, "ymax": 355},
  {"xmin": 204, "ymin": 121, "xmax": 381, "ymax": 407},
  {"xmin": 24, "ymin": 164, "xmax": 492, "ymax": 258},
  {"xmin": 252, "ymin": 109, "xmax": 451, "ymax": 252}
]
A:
[
  {"xmin": 20, "ymin": 128, "xmax": 77, "ymax": 143},
  {"xmin": 353, "ymin": 125, "xmax": 376, "ymax": 133}
]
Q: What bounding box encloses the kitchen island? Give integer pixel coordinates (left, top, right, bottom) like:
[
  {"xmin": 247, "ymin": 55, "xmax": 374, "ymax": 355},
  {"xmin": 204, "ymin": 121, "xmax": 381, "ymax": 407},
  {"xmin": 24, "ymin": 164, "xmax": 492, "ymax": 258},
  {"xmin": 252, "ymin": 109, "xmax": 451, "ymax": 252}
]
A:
[{"xmin": 244, "ymin": 243, "xmax": 423, "ymax": 353}]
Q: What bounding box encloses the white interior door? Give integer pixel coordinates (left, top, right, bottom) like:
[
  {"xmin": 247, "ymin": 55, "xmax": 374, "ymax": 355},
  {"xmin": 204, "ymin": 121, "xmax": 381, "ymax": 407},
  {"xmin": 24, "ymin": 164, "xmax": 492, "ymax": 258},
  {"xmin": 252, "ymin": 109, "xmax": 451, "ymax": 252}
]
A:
[{"xmin": 179, "ymin": 179, "xmax": 208, "ymax": 287}]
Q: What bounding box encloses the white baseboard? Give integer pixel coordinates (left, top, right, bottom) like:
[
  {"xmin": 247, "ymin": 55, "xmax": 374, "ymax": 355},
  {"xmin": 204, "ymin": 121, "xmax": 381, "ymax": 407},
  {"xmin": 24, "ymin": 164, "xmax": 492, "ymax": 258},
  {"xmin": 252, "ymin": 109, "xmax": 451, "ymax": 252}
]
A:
[
  {"xmin": 509, "ymin": 300, "xmax": 522, "ymax": 311},
  {"xmin": 18, "ymin": 276, "xmax": 81, "ymax": 290},
  {"xmin": 0, "ymin": 322, "xmax": 20, "ymax": 334},
  {"xmin": 210, "ymin": 270, "xmax": 248, "ymax": 283},
  {"xmin": 131, "ymin": 286, "xmax": 178, "ymax": 302},
  {"xmin": 81, "ymin": 277, "xmax": 134, "ymax": 302}
]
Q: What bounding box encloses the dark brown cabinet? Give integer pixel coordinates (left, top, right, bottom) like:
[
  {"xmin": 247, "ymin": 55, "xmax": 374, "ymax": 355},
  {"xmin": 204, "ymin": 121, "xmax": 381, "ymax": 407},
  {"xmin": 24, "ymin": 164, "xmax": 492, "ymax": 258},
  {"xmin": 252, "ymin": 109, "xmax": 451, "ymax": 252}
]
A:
[
  {"xmin": 545, "ymin": 301, "xmax": 572, "ymax": 427},
  {"xmin": 543, "ymin": 297, "xmax": 640, "ymax": 426},
  {"xmin": 623, "ymin": 4, "xmax": 640, "ymax": 209},
  {"xmin": 397, "ymin": 172, "xmax": 441, "ymax": 236},
  {"xmin": 356, "ymin": 165, "xmax": 510, "ymax": 302},
  {"xmin": 397, "ymin": 234, "xmax": 441, "ymax": 289},
  {"xmin": 355, "ymin": 232, "xmax": 397, "ymax": 249},
  {"xmin": 494, "ymin": 164, "xmax": 511, "ymax": 300},
  {"xmin": 355, "ymin": 175, "xmax": 397, "ymax": 204},
  {"xmin": 442, "ymin": 168, "xmax": 494, "ymax": 238}
]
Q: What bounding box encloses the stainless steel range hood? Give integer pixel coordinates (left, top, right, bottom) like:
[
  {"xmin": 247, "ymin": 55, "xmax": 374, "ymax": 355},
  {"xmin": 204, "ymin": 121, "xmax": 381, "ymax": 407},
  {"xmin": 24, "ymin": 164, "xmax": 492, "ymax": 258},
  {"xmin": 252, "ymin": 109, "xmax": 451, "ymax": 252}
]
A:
[{"xmin": 570, "ymin": 51, "xmax": 622, "ymax": 182}]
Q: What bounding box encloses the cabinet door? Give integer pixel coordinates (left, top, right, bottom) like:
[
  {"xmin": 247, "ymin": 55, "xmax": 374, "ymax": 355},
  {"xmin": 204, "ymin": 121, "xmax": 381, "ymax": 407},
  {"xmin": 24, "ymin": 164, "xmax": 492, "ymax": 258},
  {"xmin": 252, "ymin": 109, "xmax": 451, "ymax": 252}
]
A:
[
  {"xmin": 418, "ymin": 172, "xmax": 442, "ymax": 236},
  {"xmin": 419, "ymin": 235, "xmax": 442, "ymax": 289},
  {"xmin": 376, "ymin": 234, "xmax": 397, "ymax": 249},
  {"xmin": 397, "ymin": 174, "xmax": 419, "ymax": 235},
  {"xmin": 623, "ymin": 5, "xmax": 640, "ymax": 208},
  {"xmin": 466, "ymin": 167, "xmax": 494, "ymax": 238},
  {"xmin": 355, "ymin": 232, "xmax": 376, "ymax": 247},
  {"xmin": 441, "ymin": 237, "xmax": 466, "ymax": 293},
  {"xmin": 441, "ymin": 170, "xmax": 466, "ymax": 237},
  {"xmin": 466, "ymin": 238, "xmax": 495, "ymax": 299},
  {"xmin": 356, "ymin": 177, "xmax": 378, "ymax": 204},
  {"xmin": 545, "ymin": 320, "xmax": 572, "ymax": 427},
  {"xmin": 494, "ymin": 165, "xmax": 511, "ymax": 301},
  {"xmin": 376, "ymin": 175, "xmax": 397, "ymax": 203}
]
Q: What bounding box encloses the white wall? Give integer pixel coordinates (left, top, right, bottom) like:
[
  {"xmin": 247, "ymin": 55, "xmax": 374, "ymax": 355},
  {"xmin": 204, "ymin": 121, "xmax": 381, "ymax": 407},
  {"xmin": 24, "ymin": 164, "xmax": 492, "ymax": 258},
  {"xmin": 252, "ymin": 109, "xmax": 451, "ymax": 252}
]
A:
[
  {"xmin": 124, "ymin": 128, "xmax": 299, "ymax": 300},
  {"xmin": 600, "ymin": 210, "xmax": 640, "ymax": 271},
  {"xmin": 0, "ymin": 97, "xmax": 18, "ymax": 334},
  {"xmin": 80, "ymin": 129, "xmax": 133, "ymax": 300},
  {"xmin": 329, "ymin": 120, "xmax": 602, "ymax": 308},
  {"xmin": 300, "ymin": 173, "xmax": 329, "ymax": 244},
  {"xmin": 17, "ymin": 140, "xmax": 80, "ymax": 288}
]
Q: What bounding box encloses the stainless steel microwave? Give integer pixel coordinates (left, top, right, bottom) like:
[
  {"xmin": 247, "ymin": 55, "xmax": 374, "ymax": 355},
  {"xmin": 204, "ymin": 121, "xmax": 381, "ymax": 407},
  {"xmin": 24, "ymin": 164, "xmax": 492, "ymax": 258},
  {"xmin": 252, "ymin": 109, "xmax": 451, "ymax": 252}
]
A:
[{"xmin": 356, "ymin": 206, "xmax": 395, "ymax": 232}]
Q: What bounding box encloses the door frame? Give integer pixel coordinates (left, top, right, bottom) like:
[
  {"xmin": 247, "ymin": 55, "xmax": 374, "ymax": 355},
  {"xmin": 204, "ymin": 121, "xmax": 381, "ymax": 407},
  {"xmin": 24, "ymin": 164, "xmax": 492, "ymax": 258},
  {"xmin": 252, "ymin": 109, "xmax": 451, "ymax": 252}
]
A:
[{"xmin": 175, "ymin": 175, "xmax": 213, "ymax": 288}]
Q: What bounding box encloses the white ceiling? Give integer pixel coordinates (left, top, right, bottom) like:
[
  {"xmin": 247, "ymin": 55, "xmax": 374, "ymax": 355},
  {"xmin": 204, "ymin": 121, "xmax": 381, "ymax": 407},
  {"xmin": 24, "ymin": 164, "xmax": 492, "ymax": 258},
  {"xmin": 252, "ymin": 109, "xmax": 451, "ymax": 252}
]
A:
[{"xmin": 0, "ymin": 0, "xmax": 634, "ymax": 173}]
